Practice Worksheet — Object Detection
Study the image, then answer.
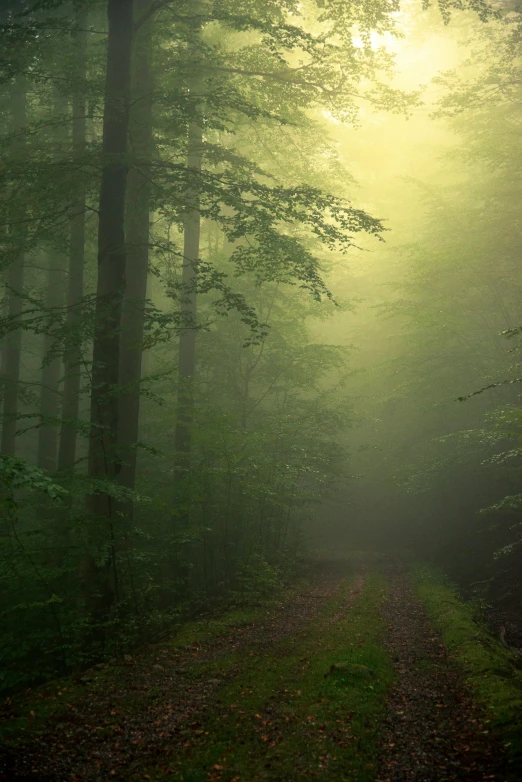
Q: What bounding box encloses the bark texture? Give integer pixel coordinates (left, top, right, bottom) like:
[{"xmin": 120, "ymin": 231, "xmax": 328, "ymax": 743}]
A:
[
  {"xmin": 58, "ymin": 14, "xmax": 87, "ymax": 472},
  {"xmin": 1, "ymin": 78, "xmax": 27, "ymax": 456},
  {"xmin": 37, "ymin": 92, "xmax": 68, "ymax": 472},
  {"xmin": 117, "ymin": 0, "xmax": 154, "ymax": 519},
  {"xmin": 83, "ymin": 0, "xmax": 134, "ymax": 635}
]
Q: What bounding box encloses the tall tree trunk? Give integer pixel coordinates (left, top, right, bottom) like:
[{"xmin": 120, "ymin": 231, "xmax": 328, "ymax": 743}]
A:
[
  {"xmin": 38, "ymin": 91, "xmax": 68, "ymax": 472},
  {"xmin": 1, "ymin": 77, "xmax": 27, "ymax": 457},
  {"xmin": 58, "ymin": 13, "xmax": 87, "ymax": 472},
  {"xmin": 174, "ymin": 88, "xmax": 203, "ymax": 459},
  {"xmin": 37, "ymin": 252, "xmax": 64, "ymax": 471},
  {"xmin": 172, "ymin": 22, "xmax": 203, "ymax": 587},
  {"xmin": 117, "ymin": 0, "xmax": 153, "ymax": 520},
  {"xmin": 83, "ymin": 0, "xmax": 134, "ymax": 642}
]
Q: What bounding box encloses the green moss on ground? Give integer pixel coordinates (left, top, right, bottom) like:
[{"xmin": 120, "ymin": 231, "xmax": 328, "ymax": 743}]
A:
[
  {"xmin": 0, "ymin": 575, "xmax": 309, "ymax": 749},
  {"xmin": 1, "ymin": 564, "xmax": 395, "ymax": 781},
  {"xmin": 413, "ymin": 563, "xmax": 522, "ymax": 771},
  {"xmin": 142, "ymin": 572, "xmax": 394, "ymax": 782}
]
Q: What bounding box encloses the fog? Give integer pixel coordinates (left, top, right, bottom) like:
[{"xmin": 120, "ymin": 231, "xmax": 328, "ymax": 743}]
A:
[
  {"xmin": 1, "ymin": 0, "xmax": 521, "ymax": 699},
  {"xmin": 311, "ymin": 10, "xmax": 522, "ymax": 579}
]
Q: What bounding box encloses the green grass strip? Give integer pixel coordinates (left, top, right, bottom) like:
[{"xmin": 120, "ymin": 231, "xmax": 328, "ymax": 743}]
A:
[
  {"xmin": 412, "ymin": 563, "xmax": 522, "ymax": 770},
  {"xmin": 0, "ymin": 575, "xmax": 312, "ymax": 747},
  {"xmin": 147, "ymin": 571, "xmax": 394, "ymax": 782}
]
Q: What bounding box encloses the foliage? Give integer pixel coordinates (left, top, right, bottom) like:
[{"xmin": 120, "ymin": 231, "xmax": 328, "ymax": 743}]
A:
[
  {"xmin": 0, "ymin": 455, "xmax": 66, "ymax": 499},
  {"xmin": 0, "ymin": 0, "xmax": 510, "ymax": 696},
  {"xmin": 341, "ymin": 1, "xmax": 522, "ymax": 582},
  {"xmin": 0, "ymin": 0, "xmax": 386, "ymax": 690}
]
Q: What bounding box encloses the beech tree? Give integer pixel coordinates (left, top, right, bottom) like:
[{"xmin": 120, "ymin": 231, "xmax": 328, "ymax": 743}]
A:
[
  {"xmin": 117, "ymin": 0, "xmax": 154, "ymax": 520},
  {"xmin": 82, "ymin": 0, "xmax": 134, "ymax": 640},
  {"xmin": 58, "ymin": 10, "xmax": 88, "ymax": 473},
  {"xmin": 0, "ymin": 0, "xmax": 503, "ymax": 684},
  {"xmin": 1, "ymin": 75, "xmax": 26, "ymax": 457}
]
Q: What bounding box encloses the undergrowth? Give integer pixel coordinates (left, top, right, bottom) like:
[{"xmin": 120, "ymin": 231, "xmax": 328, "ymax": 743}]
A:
[{"xmin": 1, "ymin": 564, "xmax": 394, "ymax": 780}]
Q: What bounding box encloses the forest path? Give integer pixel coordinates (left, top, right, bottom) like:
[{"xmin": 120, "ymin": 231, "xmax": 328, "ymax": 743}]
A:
[
  {"xmin": 0, "ymin": 555, "xmax": 517, "ymax": 781},
  {"xmin": 376, "ymin": 563, "xmax": 500, "ymax": 782}
]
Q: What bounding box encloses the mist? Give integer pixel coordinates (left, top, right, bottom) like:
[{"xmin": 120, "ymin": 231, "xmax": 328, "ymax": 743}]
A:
[{"xmin": 1, "ymin": 1, "xmax": 521, "ymax": 780}]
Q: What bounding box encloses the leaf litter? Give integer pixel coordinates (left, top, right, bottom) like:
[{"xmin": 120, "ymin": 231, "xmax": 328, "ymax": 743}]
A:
[
  {"xmin": 0, "ymin": 557, "xmax": 518, "ymax": 781},
  {"xmin": 0, "ymin": 559, "xmax": 352, "ymax": 781},
  {"xmin": 376, "ymin": 564, "xmax": 508, "ymax": 782}
]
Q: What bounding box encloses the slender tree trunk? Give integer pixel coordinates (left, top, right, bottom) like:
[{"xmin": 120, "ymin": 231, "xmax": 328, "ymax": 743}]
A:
[
  {"xmin": 38, "ymin": 91, "xmax": 68, "ymax": 472},
  {"xmin": 1, "ymin": 77, "xmax": 27, "ymax": 456},
  {"xmin": 83, "ymin": 0, "xmax": 134, "ymax": 642},
  {"xmin": 174, "ymin": 94, "xmax": 203, "ymax": 458},
  {"xmin": 37, "ymin": 252, "xmax": 64, "ymax": 470},
  {"xmin": 58, "ymin": 14, "xmax": 87, "ymax": 472},
  {"xmin": 117, "ymin": 0, "xmax": 153, "ymax": 520},
  {"xmin": 172, "ymin": 25, "xmax": 203, "ymax": 597}
]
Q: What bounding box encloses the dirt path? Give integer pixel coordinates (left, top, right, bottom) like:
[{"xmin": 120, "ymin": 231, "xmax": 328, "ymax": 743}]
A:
[
  {"xmin": 0, "ymin": 559, "xmax": 354, "ymax": 781},
  {"xmin": 377, "ymin": 564, "xmax": 503, "ymax": 782},
  {"xmin": 0, "ymin": 556, "xmax": 517, "ymax": 782}
]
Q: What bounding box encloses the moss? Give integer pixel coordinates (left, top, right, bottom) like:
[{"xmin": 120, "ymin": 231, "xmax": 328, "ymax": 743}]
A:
[
  {"xmin": 0, "ymin": 570, "xmax": 323, "ymax": 750},
  {"xmin": 144, "ymin": 571, "xmax": 395, "ymax": 782},
  {"xmin": 2, "ymin": 564, "xmax": 396, "ymax": 781},
  {"xmin": 412, "ymin": 563, "xmax": 522, "ymax": 771}
]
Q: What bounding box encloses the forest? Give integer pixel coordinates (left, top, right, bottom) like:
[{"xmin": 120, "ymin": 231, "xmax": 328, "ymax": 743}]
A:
[{"xmin": 1, "ymin": 0, "xmax": 522, "ymax": 780}]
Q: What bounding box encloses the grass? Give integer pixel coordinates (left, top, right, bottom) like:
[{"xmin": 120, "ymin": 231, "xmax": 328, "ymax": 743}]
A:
[
  {"xmin": 0, "ymin": 669, "xmax": 103, "ymax": 747},
  {"xmin": 0, "ymin": 573, "xmax": 311, "ymax": 749},
  {"xmin": 141, "ymin": 571, "xmax": 394, "ymax": 782},
  {"xmin": 413, "ymin": 563, "xmax": 522, "ymax": 771},
  {"xmin": 11, "ymin": 555, "xmax": 519, "ymax": 780},
  {"xmin": 1, "ymin": 563, "xmax": 396, "ymax": 781}
]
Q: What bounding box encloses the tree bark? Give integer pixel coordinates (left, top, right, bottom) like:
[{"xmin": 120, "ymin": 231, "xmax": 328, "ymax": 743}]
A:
[
  {"xmin": 87, "ymin": 0, "xmax": 133, "ymax": 502},
  {"xmin": 38, "ymin": 91, "xmax": 68, "ymax": 472},
  {"xmin": 1, "ymin": 77, "xmax": 27, "ymax": 457},
  {"xmin": 174, "ymin": 85, "xmax": 203, "ymax": 459},
  {"xmin": 117, "ymin": 0, "xmax": 154, "ymax": 521},
  {"xmin": 83, "ymin": 0, "xmax": 134, "ymax": 639},
  {"xmin": 58, "ymin": 13, "xmax": 87, "ymax": 473},
  {"xmin": 37, "ymin": 251, "xmax": 64, "ymax": 471}
]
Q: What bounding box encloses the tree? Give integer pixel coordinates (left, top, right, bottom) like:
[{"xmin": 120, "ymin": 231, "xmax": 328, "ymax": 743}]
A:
[
  {"xmin": 37, "ymin": 90, "xmax": 67, "ymax": 472},
  {"xmin": 58, "ymin": 8, "xmax": 88, "ymax": 473},
  {"xmin": 117, "ymin": 0, "xmax": 154, "ymax": 519},
  {"xmin": 1, "ymin": 75, "xmax": 26, "ymax": 457},
  {"xmin": 173, "ymin": 18, "xmax": 203, "ymax": 465},
  {"xmin": 83, "ymin": 0, "xmax": 134, "ymax": 640}
]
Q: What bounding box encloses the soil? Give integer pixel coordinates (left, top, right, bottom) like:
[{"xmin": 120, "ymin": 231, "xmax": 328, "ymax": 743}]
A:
[
  {"xmin": 377, "ymin": 564, "xmax": 502, "ymax": 782},
  {"xmin": 0, "ymin": 557, "xmax": 516, "ymax": 782},
  {"xmin": 0, "ymin": 559, "xmax": 350, "ymax": 782}
]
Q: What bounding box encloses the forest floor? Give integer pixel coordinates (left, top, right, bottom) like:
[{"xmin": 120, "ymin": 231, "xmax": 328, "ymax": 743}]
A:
[{"xmin": 1, "ymin": 553, "xmax": 522, "ymax": 782}]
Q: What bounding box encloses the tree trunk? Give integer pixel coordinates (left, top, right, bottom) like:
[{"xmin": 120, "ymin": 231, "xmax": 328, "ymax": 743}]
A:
[
  {"xmin": 38, "ymin": 91, "xmax": 68, "ymax": 472},
  {"xmin": 1, "ymin": 77, "xmax": 27, "ymax": 457},
  {"xmin": 83, "ymin": 0, "xmax": 134, "ymax": 642},
  {"xmin": 174, "ymin": 94, "xmax": 203, "ymax": 459},
  {"xmin": 58, "ymin": 13, "xmax": 87, "ymax": 473},
  {"xmin": 117, "ymin": 0, "xmax": 153, "ymax": 521},
  {"xmin": 37, "ymin": 251, "xmax": 64, "ymax": 471}
]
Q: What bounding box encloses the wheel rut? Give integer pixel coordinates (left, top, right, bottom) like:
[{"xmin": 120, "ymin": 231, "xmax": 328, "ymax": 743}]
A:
[
  {"xmin": 377, "ymin": 564, "xmax": 504, "ymax": 782},
  {"xmin": 0, "ymin": 559, "xmax": 352, "ymax": 782}
]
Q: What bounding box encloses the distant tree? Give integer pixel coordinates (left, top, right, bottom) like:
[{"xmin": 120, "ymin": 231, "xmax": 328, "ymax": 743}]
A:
[
  {"xmin": 37, "ymin": 90, "xmax": 67, "ymax": 472},
  {"xmin": 1, "ymin": 75, "xmax": 27, "ymax": 457},
  {"xmin": 58, "ymin": 8, "xmax": 88, "ymax": 473}
]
